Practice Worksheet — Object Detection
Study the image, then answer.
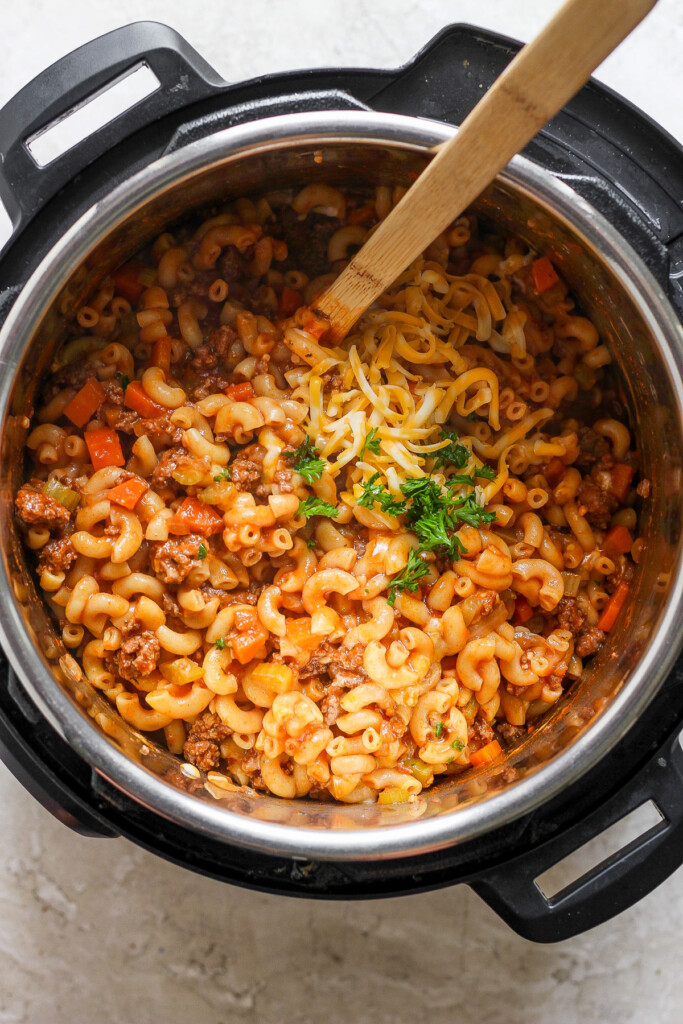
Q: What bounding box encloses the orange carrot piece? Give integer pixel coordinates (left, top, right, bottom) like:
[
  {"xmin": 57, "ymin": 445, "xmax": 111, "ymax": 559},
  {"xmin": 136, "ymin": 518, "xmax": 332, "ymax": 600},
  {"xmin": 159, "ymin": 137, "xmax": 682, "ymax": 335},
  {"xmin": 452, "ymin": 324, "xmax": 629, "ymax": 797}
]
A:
[
  {"xmin": 229, "ymin": 624, "xmax": 269, "ymax": 664},
  {"xmin": 609, "ymin": 463, "xmax": 634, "ymax": 503},
  {"xmin": 602, "ymin": 524, "xmax": 633, "ymax": 556},
  {"xmin": 470, "ymin": 739, "xmax": 502, "ymax": 767},
  {"xmin": 107, "ymin": 476, "xmax": 149, "ymax": 509},
  {"xmin": 124, "ymin": 381, "xmax": 165, "ymax": 419},
  {"xmin": 151, "ymin": 336, "xmax": 172, "ymax": 375},
  {"xmin": 224, "ymin": 381, "xmax": 254, "ymax": 401},
  {"xmin": 278, "ymin": 286, "xmax": 303, "ymax": 318},
  {"xmin": 113, "ymin": 263, "xmax": 144, "ymax": 304},
  {"xmin": 84, "ymin": 427, "xmax": 125, "ymax": 470},
  {"xmin": 169, "ymin": 497, "xmax": 224, "ymax": 537},
  {"xmin": 285, "ymin": 616, "xmax": 323, "ymax": 652},
  {"xmin": 531, "ymin": 255, "xmax": 560, "ymax": 294},
  {"xmin": 597, "ymin": 582, "xmax": 629, "ymax": 632},
  {"xmin": 347, "ymin": 204, "xmax": 375, "ymax": 226},
  {"xmin": 63, "ymin": 377, "xmax": 106, "ymax": 428}
]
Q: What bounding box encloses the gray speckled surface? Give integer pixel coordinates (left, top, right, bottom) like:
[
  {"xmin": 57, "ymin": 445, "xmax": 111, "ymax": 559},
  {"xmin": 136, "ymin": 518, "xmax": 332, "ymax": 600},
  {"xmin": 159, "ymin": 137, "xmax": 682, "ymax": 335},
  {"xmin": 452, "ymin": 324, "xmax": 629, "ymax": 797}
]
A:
[{"xmin": 0, "ymin": 3, "xmax": 682, "ymax": 1021}]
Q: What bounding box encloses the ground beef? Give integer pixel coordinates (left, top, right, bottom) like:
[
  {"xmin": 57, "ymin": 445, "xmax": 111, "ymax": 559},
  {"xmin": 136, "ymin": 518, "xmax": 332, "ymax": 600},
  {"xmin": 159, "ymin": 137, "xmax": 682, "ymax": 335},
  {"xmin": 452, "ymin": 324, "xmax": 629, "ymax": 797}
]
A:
[
  {"xmin": 575, "ymin": 425, "xmax": 611, "ymax": 468},
  {"xmin": 41, "ymin": 360, "xmax": 91, "ymax": 403},
  {"xmin": 152, "ymin": 536, "xmax": 204, "ymax": 584},
  {"xmin": 577, "ymin": 477, "xmax": 617, "ymax": 530},
  {"xmin": 117, "ymin": 630, "xmax": 160, "ymax": 681},
  {"xmin": 320, "ymin": 683, "xmax": 345, "ymax": 727},
  {"xmin": 187, "ymin": 372, "xmax": 233, "ymax": 402},
  {"xmin": 254, "ymin": 464, "xmax": 293, "ymax": 498},
  {"xmin": 575, "ymin": 627, "xmax": 606, "ymax": 658},
  {"xmin": 299, "ymin": 640, "xmax": 366, "ymax": 682},
  {"xmin": 470, "ymin": 715, "xmax": 495, "ymax": 747},
  {"xmin": 37, "ymin": 537, "xmax": 76, "ymax": 574},
  {"xmin": 230, "ymin": 443, "xmax": 265, "ymax": 492},
  {"xmin": 276, "ymin": 206, "xmax": 340, "ymax": 277},
  {"xmin": 637, "ymin": 478, "xmax": 651, "ymax": 498},
  {"xmin": 134, "ymin": 413, "xmax": 184, "ymax": 445},
  {"xmin": 207, "ymin": 324, "xmax": 238, "ymax": 358},
  {"xmin": 189, "ymin": 346, "xmax": 218, "ymax": 373},
  {"xmin": 102, "ymin": 380, "xmax": 124, "ymax": 405},
  {"xmin": 184, "ymin": 711, "xmax": 231, "ymax": 771},
  {"xmin": 496, "ymin": 722, "xmax": 528, "ymax": 745},
  {"xmin": 555, "ymin": 596, "xmax": 586, "ymax": 635},
  {"xmin": 218, "ymin": 245, "xmax": 242, "ymax": 282},
  {"xmin": 105, "ymin": 407, "xmax": 140, "ymax": 433},
  {"xmin": 151, "ymin": 446, "xmax": 208, "ymax": 489},
  {"xmin": 15, "ymin": 485, "xmax": 70, "ymax": 528}
]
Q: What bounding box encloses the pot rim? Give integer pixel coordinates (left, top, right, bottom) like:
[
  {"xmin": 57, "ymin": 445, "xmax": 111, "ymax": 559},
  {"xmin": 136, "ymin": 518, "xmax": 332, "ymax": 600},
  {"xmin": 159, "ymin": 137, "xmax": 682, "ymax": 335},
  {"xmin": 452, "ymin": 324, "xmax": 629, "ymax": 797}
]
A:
[{"xmin": 1, "ymin": 109, "xmax": 682, "ymax": 861}]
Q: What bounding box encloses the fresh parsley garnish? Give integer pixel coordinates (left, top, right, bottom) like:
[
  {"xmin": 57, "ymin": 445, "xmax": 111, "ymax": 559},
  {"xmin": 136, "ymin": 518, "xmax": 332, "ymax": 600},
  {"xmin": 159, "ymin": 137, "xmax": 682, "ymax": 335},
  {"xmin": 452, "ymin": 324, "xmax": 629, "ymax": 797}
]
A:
[
  {"xmin": 446, "ymin": 493, "xmax": 498, "ymax": 529},
  {"xmin": 451, "ymin": 739, "xmax": 464, "ymax": 751},
  {"xmin": 434, "ymin": 721, "xmax": 444, "ymax": 739},
  {"xmin": 400, "ymin": 476, "xmax": 495, "ymax": 560},
  {"xmin": 306, "ymin": 537, "xmax": 317, "ymax": 550},
  {"xmin": 358, "ymin": 473, "xmax": 407, "ymax": 516},
  {"xmin": 197, "ymin": 542, "xmax": 207, "ymax": 559},
  {"xmin": 215, "ymin": 638, "xmax": 225, "ymax": 650},
  {"xmin": 287, "ymin": 436, "xmax": 327, "ymax": 484},
  {"xmin": 432, "ymin": 428, "xmax": 471, "ymax": 471},
  {"xmin": 359, "ymin": 427, "xmax": 381, "ymax": 459},
  {"xmin": 118, "ymin": 373, "xmax": 131, "ymax": 391},
  {"xmin": 386, "ymin": 549, "xmax": 430, "ymax": 607},
  {"xmin": 297, "ymin": 497, "xmax": 338, "ymax": 521},
  {"xmin": 475, "ymin": 464, "xmax": 496, "ymax": 481},
  {"xmin": 213, "ymin": 467, "xmax": 232, "ymax": 482}
]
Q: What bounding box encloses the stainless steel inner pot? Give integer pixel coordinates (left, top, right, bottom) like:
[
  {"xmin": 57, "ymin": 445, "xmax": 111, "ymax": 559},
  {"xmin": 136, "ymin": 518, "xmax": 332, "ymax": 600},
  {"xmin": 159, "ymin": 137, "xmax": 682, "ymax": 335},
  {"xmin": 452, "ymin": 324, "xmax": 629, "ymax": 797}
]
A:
[{"xmin": 1, "ymin": 111, "xmax": 682, "ymax": 861}]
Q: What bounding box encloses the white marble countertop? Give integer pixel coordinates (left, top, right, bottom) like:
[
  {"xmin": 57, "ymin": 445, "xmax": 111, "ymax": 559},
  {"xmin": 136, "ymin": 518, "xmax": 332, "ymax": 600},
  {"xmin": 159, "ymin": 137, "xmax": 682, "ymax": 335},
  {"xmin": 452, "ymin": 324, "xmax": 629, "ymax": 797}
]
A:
[{"xmin": 0, "ymin": 3, "xmax": 681, "ymax": 1022}]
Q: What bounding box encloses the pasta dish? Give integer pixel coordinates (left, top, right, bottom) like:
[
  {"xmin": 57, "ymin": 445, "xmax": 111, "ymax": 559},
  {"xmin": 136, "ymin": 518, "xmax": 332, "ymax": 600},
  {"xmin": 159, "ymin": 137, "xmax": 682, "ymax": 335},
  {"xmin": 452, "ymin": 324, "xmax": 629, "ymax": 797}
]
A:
[{"xmin": 14, "ymin": 183, "xmax": 645, "ymax": 805}]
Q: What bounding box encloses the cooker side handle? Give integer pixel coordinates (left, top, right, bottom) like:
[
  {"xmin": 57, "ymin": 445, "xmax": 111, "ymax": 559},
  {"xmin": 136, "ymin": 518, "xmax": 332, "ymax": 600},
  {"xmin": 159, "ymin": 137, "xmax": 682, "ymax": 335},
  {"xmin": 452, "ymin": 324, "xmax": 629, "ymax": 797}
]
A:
[
  {"xmin": 0, "ymin": 22, "xmax": 224, "ymax": 232},
  {"xmin": 471, "ymin": 727, "xmax": 683, "ymax": 942}
]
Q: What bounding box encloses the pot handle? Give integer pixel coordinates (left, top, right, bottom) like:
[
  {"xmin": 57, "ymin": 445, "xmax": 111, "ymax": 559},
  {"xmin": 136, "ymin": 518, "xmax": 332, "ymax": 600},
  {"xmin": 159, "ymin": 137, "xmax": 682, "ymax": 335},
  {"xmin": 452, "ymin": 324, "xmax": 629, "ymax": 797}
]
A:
[
  {"xmin": 0, "ymin": 21, "xmax": 223, "ymax": 231},
  {"xmin": 472, "ymin": 726, "xmax": 683, "ymax": 942}
]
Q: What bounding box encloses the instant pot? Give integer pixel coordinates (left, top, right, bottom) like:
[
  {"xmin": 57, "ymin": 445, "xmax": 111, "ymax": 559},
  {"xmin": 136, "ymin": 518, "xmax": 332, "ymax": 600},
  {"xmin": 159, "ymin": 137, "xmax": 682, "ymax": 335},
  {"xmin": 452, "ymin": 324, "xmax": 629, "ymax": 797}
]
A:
[{"xmin": 0, "ymin": 22, "xmax": 681, "ymax": 943}]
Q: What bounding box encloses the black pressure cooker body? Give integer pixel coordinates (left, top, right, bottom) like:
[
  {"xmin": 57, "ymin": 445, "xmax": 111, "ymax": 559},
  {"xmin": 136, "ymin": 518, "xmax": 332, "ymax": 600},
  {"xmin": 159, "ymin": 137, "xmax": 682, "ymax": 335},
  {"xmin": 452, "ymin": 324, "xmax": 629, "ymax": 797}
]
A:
[{"xmin": 0, "ymin": 23, "xmax": 682, "ymax": 944}]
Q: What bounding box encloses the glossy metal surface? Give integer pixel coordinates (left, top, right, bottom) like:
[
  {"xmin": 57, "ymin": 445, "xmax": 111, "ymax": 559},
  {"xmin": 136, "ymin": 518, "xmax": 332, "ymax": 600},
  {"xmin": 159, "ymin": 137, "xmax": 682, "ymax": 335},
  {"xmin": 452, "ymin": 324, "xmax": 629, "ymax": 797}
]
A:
[{"xmin": 0, "ymin": 111, "xmax": 682, "ymax": 859}]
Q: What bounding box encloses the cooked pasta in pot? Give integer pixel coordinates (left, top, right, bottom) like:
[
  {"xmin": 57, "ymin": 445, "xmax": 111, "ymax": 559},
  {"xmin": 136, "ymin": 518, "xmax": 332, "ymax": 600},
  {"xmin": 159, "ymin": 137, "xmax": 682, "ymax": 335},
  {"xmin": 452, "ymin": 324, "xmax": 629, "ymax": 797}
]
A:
[{"xmin": 14, "ymin": 183, "xmax": 646, "ymax": 804}]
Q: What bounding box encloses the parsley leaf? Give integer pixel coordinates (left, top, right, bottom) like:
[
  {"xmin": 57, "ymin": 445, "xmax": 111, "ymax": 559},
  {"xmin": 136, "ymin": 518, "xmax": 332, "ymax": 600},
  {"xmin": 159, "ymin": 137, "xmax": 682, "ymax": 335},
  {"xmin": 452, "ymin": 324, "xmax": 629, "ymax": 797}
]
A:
[
  {"xmin": 447, "ymin": 493, "xmax": 498, "ymax": 529},
  {"xmin": 118, "ymin": 373, "xmax": 131, "ymax": 391},
  {"xmin": 448, "ymin": 473, "xmax": 477, "ymax": 488},
  {"xmin": 386, "ymin": 549, "xmax": 430, "ymax": 607},
  {"xmin": 451, "ymin": 739, "xmax": 464, "ymax": 752},
  {"xmin": 476, "ymin": 464, "xmax": 497, "ymax": 481},
  {"xmin": 306, "ymin": 537, "xmax": 317, "ymax": 550},
  {"xmin": 287, "ymin": 436, "xmax": 327, "ymax": 484},
  {"xmin": 434, "ymin": 721, "xmax": 444, "ymax": 739},
  {"xmin": 359, "ymin": 427, "xmax": 381, "ymax": 459},
  {"xmin": 213, "ymin": 467, "xmax": 232, "ymax": 482},
  {"xmin": 297, "ymin": 497, "xmax": 338, "ymax": 521},
  {"xmin": 358, "ymin": 473, "xmax": 407, "ymax": 516},
  {"xmin": 197, "ymin": 542, "xmax": 207, "ymax": 559},
  {"xmin": 432, "ymin": 428, "xmax": 470, "ymax": 470},
  {"xmin": 215, "ymin": 638, "xmax": 225, "ymax": 650}
]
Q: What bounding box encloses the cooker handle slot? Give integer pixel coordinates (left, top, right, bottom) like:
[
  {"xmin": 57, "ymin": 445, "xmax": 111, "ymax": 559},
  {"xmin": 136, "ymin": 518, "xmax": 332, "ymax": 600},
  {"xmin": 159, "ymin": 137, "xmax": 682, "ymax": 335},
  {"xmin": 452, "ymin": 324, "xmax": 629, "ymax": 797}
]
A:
[
  {"xmin": 471, "ymin": 727, "xmax": 683, "ymax": 942},
  {"xmin": 0, "ymin": 22, "xmax": 223, "ymax": 233}
]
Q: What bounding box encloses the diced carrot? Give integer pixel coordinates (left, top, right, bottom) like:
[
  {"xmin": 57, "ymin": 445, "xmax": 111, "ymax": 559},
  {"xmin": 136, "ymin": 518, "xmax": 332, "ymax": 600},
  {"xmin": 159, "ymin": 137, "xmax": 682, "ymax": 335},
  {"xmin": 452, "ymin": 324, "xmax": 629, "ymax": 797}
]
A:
[
  {"xmin": 224, "ymin": 381, "xmax": 254, "ymax": 401},
  {"xmin": 84, "ymin": 427, "xmax": 125, "ymax": 470},
  {"xmin": 602, "ymin": 524, "xmax": 633, "ymax": 556},
  {"xmin": 347, "ymin": 204, "xmax": 375, "ymax": 226},
  {"xmin": 250, "ymin": 663, "xmax": 296, "ymax": 693},
  {"xmin": 151, "ymin": 336, "xmax": 172, "ymax": 375},
  {"xmin": 609, "ymin": 463, "xmax": 634, "ymax": 503},
  {"xmin": 113, "ymin": 263, "xmax": 145, "ymax": 305},
  {"xmin": 63, "ymin": 377, "xmax": 106, "ymax": 428},
  {"xmin": 597, "ymin": 582, "xmax": 629, "ymax": 632},
  {"xmin": 285, "ymin": 616, "xmax": 323, "ymax": 652},
  {"xmin": 470, "ymin": 739, "xmax": 502, "ymax": 767},
  {"xmin": 124, "ymin": 381, "xmax": 165, "ymax": 419},
  {"xmin": 107, "ymin": 476, "xmax": 149, "ymax": 510},
  {"xmin": 514, "ymin": 595, "xmax": 535, "ymax": 624},
  {"xmin": 545, "ymin": 456, "xmax": 566, "ymax": 487},
  {"xmin": 229, "ymin": 623, "xmax": 269, "ymax": 665},
  {"xmin": 169, "ymin": 497, "xmax": 224, "ymax": 537},
  {"xmin": 531, "ymin": 255, "xmax": 560, "ymax": 294},
  {"xmin": 298, "ymin": 307, "xmax": 328, "ymax": 340},
  {"xmin": 278, "ymin": 286, "xmax": 303, "ymax": 318}
]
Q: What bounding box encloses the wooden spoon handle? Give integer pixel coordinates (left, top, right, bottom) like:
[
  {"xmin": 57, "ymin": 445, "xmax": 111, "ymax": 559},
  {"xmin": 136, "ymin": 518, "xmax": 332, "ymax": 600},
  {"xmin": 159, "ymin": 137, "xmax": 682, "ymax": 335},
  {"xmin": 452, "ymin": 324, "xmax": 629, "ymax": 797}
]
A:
[{"xmin": 315, "ymin": 0, "xmax": 658, "ymax": 341}]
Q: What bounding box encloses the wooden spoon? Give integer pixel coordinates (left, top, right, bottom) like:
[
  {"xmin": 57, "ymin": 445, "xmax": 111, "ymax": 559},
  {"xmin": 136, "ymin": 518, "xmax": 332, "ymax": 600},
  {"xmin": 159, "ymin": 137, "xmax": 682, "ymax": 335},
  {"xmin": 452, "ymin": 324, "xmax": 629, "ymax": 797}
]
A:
[{"xmin": 313, "ymin": 0, "xmax": 658, "ymax": 341}]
